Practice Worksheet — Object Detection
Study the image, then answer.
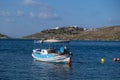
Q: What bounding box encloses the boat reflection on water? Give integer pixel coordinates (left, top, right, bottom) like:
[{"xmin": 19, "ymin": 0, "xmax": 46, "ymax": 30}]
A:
[
  {"xmin": 31, "ymin": 60, "xmax": 71, "ymax": 80},
  {"xmin": 33, "ymin": 59, "xmax": 72, "ymax": 68}
]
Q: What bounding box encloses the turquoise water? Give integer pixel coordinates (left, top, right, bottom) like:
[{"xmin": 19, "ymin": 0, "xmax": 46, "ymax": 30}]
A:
[{"xmin": 0, "ymin": 39, "xmax": 120, "ymax": 80}]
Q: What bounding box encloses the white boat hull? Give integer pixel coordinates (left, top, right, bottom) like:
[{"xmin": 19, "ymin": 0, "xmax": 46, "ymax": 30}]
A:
[{"xmin": 32, "ymin": 53, "xmax": 71, "ymax": 63}]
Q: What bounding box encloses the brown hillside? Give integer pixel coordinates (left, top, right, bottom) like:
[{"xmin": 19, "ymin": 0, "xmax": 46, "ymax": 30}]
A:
[{"xmin": 23, "ymin": 26, "xmax": 120, "ymax": 40}]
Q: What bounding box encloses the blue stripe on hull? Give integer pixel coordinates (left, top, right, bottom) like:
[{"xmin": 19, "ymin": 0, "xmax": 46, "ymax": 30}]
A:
[{"xmin": 33, "ymin": 53, "xmax": 54, "ymax": 58}]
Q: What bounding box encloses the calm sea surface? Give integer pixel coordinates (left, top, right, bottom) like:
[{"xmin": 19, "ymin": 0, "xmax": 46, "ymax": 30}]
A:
[{"xmin": 0, "ymin": 39, "xmax": 120, "ymax": 80}]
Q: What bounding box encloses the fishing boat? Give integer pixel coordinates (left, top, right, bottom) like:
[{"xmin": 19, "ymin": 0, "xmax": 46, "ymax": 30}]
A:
[{"xmin": 32, "ymin": 39, "xmax": 72, "ymax": 64}]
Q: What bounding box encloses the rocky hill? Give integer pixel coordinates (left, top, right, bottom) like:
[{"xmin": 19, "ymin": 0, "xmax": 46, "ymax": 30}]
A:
[
  {"xmin": 23, "ymin": 26, "xmax": 84, "ymax": 39},
  {"xmin": 23, "ymin": 26, "xmax": 120, "ymax": 41},
  {"xmin": 0, "ymin": 33, "xmax": 9, "ymax": 39},
  {"xmin": 74, "ymin": 26, "xmax": 120, "ymax": 40}
]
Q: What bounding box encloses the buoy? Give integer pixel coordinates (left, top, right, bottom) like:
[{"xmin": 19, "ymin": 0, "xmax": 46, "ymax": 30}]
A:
[
  {"xmin": 117, "ymin": 58, "xmax": 120, "ymax": 61},
  {"xmin": 114, "ymin": 58, "xmax": 117, "ymax": 62},
  {"xmin": 101, "ymin": 58, "xmax": 105, "ymax": 64},
  {"xmin": 114, "ymin": 58, "xmax": 120, "ymax": 62}
]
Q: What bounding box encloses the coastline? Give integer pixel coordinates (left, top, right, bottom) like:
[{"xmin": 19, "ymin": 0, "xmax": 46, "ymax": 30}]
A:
[
  {"xmin": 1, "ymin": 38, "xmax": 120, "ymax": 42},
  {"xmin": 1, "ymin": 25, "xmax": 120, "ymax": 41}
]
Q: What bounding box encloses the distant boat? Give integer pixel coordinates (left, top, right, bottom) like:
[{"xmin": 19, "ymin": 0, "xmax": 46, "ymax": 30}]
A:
[
  {"xmin": 34, "ymin": 39, "xmax": 69, "ymax": 43},
  {"xmin": 32, "ymin": 39, "xmax": 72, "ymax": 64}
]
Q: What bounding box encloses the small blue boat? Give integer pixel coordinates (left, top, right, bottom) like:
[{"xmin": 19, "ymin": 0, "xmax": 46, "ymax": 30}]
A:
[{"xmin": 32, "ymin": 39, "xmax": 72, "ymax": 64}]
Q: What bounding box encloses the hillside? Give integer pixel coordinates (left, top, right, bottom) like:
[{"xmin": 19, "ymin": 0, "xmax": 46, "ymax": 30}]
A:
[
  {"xmin": 23, "ymin": 26, "xmax": 120, "ymax": 40},
  {"xmin": 23, "ymin": 26, "xmax": 84, "ymax": 39},
  {"xmin": 0, "ymin": 33, "xmax": 9, "ymax": 39},
  {"xmin": 73, "ymin": 26, "xmax": 120, "ymax": 40}
]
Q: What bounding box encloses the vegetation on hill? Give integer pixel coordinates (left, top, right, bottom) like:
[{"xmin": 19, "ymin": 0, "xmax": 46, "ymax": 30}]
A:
[
  {"xmin": 23, "ymin": 25, "xmax": 120, "ymax": 41},
  {"xmin": 23, "ymin": 26, "xmax": 84, "ymax": 39}
]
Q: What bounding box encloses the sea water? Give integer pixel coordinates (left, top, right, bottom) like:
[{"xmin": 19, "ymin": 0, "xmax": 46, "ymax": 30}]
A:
[{"xmin": 0, "ymin": 39, "xmax": 120, "ymax": 80}]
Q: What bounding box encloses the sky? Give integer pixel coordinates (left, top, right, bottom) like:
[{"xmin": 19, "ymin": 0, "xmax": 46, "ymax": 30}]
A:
[{"xmin": 0, "ymin": 0, "xmax": 120, "ymax": 37}]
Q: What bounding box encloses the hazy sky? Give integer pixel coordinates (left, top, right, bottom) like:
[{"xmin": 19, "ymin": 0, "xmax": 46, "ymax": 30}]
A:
[{"xmin": 0, "ymin": 0, "xmax": 120, "ymax": 37}]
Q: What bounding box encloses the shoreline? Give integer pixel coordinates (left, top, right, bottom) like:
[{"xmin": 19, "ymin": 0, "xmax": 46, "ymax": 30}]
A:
[{"xmin": 1, "ymin": 38, "xmax": 120, "ymax": 42}]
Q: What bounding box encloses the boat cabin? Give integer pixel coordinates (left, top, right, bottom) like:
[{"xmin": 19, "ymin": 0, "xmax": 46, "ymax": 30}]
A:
[{"xmin": 40, "ymin": 49, "xmax": 57, "ymax": 55}]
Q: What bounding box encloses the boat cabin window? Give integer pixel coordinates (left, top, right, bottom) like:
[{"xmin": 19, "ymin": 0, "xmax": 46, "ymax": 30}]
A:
[{"xmin": 47, "ymin": 49, "xmax": 56, "ymax": 53}]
